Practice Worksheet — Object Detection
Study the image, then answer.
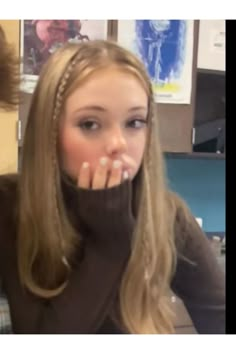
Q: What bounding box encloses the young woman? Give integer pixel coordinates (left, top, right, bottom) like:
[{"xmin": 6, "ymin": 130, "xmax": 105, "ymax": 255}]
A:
[{"xmin": 0, "ymin": 40, "xmax": 225, "ymax": 334}]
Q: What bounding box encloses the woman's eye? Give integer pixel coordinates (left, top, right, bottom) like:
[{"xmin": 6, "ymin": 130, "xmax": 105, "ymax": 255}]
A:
[
  {"xmin": 78, "ymin": 120, "xmax": 100, "ymax": 131},
  {"xmin": 127, "ymin": 119, "xmax": 147, "ymax": 129}
]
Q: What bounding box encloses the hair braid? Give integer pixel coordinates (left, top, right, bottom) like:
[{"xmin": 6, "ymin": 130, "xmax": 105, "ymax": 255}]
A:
[{"xmin": 51, "ymin": 55, "xmax": 80, "ymax": 259}]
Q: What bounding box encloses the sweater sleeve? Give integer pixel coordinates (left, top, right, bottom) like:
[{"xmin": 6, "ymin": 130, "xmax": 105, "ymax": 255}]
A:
[
  {"xmin": 15, "ymin": 180, "xmax": 134, "ymax": 334},
  {"xmin": 171, "ymin": 207, "xmax": 225, "ymax": 334}
]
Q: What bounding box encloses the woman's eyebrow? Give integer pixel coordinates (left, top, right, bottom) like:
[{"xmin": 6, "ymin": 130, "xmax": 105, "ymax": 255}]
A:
[
  {"xmin": 73, "ymin": 105, "xmax": 107, "ymax": 114},
  {"xmin": 127, "ymin": 106, "xmax": 147, "ymax": 112},
  {"xmin": 73, "ymin": 105, "xmax": 147, "ymax": 114}
]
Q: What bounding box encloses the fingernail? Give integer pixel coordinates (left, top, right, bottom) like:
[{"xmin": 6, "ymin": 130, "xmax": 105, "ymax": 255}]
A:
[
  {"xmin": 100, "ymin": 157, "xmax": 108, "ymax": 166},
  {"xmin": 123, "ymin": 170, "xmax": 129, "ymax": 180},
  {"xmin": 82, "ymin": 162, "xmax": 89, "ymax": 169},
  {"xmin": 113, "ymin": 160, "xmax": 121, "ymax": 169}
]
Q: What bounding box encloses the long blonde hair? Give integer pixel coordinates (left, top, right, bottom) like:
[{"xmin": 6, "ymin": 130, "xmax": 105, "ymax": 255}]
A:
[{"xmin": 18, "ymin": 40, "xmax": 182, "ymax": 333}]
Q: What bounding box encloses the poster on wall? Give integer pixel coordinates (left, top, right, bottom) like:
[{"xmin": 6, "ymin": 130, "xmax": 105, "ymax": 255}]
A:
[
  {"xmin": 20, "ymin": 20, "xmax": 108, "ymax": 94},
  {"xmin": 117, "ymin": 20, "xmax": 194, "ymax": 104}
]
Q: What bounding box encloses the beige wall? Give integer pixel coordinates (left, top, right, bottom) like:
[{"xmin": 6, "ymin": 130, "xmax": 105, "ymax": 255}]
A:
[{"xmin": 0, "ymin": 20, "xmax": 20, "ymax": 174}]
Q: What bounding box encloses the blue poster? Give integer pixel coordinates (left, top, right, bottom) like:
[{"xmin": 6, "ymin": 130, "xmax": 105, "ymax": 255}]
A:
[{"xmin": 118, "ymin": 20, "xmax": 194, "ymax": 104}]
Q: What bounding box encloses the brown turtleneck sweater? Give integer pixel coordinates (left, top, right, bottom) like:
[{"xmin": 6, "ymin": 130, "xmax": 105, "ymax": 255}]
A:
[{"xmin": 0, "ymin": 174, "xmax": 225, "ymax": 334}]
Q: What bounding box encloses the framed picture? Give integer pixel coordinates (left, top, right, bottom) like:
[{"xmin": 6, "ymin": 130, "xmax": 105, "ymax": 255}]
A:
[
  {"xmin": 20, "ymin": 20, "xmax": 108, "ymax": 93},
  {"xmin": 117, "ymin": 20, "xmax": 194, "ymax": 104}
]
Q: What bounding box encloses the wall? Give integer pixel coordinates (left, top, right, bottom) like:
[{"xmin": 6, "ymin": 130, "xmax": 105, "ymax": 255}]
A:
[
  {"xmin": 165, "ymin": 156, "xmax": 225, "ymax": 232},
  {"xmin": 0, "ymin": 20, "xmax": 20, "ymax": 174}
]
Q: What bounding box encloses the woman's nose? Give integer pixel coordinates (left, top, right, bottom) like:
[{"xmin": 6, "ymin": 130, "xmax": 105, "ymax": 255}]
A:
[{"xmin": 105, "ymin": 129, "xmax": 127, "ymax": 157}]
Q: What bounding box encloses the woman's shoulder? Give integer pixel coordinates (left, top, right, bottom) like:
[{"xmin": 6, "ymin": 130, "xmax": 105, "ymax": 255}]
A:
[
  {"xmin": 166, "ymin": 190, "xmax": 203, "ymax": 253},
  {"xmin": 167, "ymin": 190, "xmax": 213, "ymax": 271}
]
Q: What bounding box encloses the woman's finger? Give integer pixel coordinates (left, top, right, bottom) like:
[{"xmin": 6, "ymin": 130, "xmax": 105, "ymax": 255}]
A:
[
  {"xmin": 92, "ymin": 157, "xmax": 109, "ymax": 190},
  {"xmin": 78, "ymin": 162, "xmax": 91, "ymax": 189},
  {"xmin": 107, "ymin": 160, "xmax": 123, "ymax": 188}
]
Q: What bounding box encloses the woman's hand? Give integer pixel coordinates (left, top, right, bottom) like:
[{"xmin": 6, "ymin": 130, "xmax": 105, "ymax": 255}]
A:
[{"xmin": 77, "ymin": 157, "xmax": 129, "ymax": 190}]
